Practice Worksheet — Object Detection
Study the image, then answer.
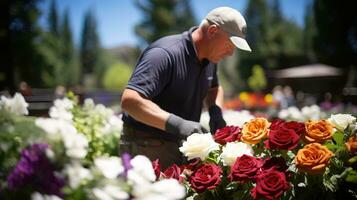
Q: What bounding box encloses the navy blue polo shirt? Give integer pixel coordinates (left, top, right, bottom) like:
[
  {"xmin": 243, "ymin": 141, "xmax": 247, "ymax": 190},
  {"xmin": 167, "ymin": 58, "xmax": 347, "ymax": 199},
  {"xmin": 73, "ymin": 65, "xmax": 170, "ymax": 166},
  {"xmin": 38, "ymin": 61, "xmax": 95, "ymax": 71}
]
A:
[{"xmin": 122, "ymin": 27, "xmax": 219, "ymax": 139}]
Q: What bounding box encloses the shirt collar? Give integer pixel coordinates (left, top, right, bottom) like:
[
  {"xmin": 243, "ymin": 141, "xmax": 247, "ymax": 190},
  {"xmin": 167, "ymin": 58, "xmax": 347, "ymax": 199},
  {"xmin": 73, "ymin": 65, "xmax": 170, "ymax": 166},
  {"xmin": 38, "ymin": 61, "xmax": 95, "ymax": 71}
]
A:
[{"xmin": 184, "ymin": 26, "xmax": 209, "ymax": 67}]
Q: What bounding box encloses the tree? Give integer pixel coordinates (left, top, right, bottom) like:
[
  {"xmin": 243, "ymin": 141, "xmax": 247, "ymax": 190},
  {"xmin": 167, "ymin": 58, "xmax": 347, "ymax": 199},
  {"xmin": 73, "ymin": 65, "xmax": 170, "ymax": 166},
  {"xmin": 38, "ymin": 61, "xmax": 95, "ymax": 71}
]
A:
[
  {"xmin": 0, "ymin": 0, "xmax": 42, "ymax": 92},
  {"xmin": 303, "ymin": 2, "xmax": 317, "ymax": 63},
  {"xmin": 80, "ymin": 9, "xmax": 101, "ymax": 77},
  {"xmin": 134, "ymin": 0, "xmax": 196, "ymax": 44},
  {"xmin": 48, "ymin": 0, "xmax": 58, "ymax": 36},
  {"xmin": 313, "ymin": 0, "xmax": 357, "ymax": 68},
  {"xmin": 61, "ymin": 8, "xmax": 79, "ymax": 86}
]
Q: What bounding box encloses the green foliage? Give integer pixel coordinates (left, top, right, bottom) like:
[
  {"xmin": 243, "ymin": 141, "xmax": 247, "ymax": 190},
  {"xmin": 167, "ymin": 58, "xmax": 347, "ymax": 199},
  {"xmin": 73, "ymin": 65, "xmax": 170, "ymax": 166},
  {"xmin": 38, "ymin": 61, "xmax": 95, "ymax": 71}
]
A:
[
  {"xmin": 80, "ymin": 9, "xmax": 101, "ymax": 75},
  {"xmin": 36, "ymin": 1, "xmax": 79, "ymax": 87},
  {"xmin": 0, "ymin": 0, "xmax": 43, "ymax": 89},
  {"xmin": 248, "ymin": 65, "xmax": 267, "ymax": 92},
  {"xmin": 242, "ymin": 0, "xmax": 304, "ymax": 69},
  {"xmin": 134, "ymin": 0, "xmax": 196, "ymax": 44},
  {"xmin": 313, "ymin": 0, "xmax": 357, "ymax": 68},
  {"xmin": 48, "ymin": 0, "xmax": 59, "ymax": 36},
  {"xmin": 102, "ymin": 63, "xmax": 133, "ymax": 91}
]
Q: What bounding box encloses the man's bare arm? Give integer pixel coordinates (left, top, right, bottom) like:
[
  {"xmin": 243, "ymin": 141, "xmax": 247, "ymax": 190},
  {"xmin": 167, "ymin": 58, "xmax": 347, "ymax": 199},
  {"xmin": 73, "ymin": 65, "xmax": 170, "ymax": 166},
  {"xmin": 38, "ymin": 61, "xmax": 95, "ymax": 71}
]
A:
[{"xmin": 121, "ymin": 88, "xmax": 170, "ymax": 130}]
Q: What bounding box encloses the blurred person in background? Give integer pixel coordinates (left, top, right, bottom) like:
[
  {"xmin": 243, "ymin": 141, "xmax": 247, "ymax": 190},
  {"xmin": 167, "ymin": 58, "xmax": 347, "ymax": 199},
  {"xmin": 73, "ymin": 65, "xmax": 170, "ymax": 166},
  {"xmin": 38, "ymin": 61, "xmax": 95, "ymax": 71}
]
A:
[{"xmin": 120, "ymin": 7, "xmax": 252, "ymax": 168}]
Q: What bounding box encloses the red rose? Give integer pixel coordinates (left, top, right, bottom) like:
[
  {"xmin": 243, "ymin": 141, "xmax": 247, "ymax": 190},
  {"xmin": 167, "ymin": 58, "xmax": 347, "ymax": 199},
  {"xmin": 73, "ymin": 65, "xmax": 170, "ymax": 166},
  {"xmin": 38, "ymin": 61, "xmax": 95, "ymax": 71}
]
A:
[
  {"xmin": 283, "ymin": 121, "xmax": 306, "ymax": 135},
  {"xmin": 229, "ymin": 154, "xmax": 263, "ymax": 182},
  {"xmin": 152, "ymin": 159, "xmax": 161, "ymax": 180},
  {"xmin": 262, "ymin": 157, "xmax": 288, "ymax": 172},
  {"xmin": 271, "ymin": 119, "xmax": 305, "ymax": 135},
  {"xmin": 264, "ymin": 128, "xmax": 300, "ymax": 150},
  {"xmin": 163, "ymin": 164, "xmax": 183, "ymax": 182},
  {"xmin": 189, "ymin": 163, "xmax": 222, "ymax": 193},
  {"xmin": 270, "ymin": 119, "xmax": 285, "ymax": 130},
  {"xmin": 184, "ymin": 158, "xmax": 202, "ymax": 171},
  {"xmin": 251, "ymin": 169, "xmax": 291, "ymax": 200},
  {"xmin": 214, "ymin": 125, "xmax": 241, "ymax": 145}
]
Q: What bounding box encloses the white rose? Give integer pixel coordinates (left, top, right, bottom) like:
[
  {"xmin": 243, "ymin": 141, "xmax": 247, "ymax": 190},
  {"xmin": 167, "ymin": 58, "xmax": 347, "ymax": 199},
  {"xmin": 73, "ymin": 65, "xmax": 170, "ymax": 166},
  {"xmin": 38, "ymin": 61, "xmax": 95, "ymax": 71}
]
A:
[
  {"xmin": 220, "ymin": 142, "xmax": 254, "ymax": 166},
  {"xmin": 94, "ymin": 156, "xmax": 124, "ymax": 179},
  {"xmin": 179, "ymin": 133, "xmax": 219, "ymax": 160},
  {"xmin": 132, "ymin": 179, "xmax": 186, "ymax": 200},
  {"xmin": 328, "ymin": 114, "xmax": 356, "ymax": 131}
]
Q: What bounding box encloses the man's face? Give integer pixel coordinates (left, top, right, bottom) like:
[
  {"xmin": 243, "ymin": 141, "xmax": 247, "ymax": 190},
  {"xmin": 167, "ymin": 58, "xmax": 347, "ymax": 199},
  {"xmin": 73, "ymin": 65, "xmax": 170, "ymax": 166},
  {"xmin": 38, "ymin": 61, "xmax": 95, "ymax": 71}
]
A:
[{"xmin": 207, "ymin": 28, "xmax": 236, "ymax": 63}]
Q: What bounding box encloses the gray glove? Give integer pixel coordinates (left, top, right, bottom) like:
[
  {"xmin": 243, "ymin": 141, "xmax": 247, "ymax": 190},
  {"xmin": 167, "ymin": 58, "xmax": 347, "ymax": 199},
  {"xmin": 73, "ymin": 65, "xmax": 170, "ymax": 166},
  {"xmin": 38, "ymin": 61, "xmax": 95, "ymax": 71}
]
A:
[
  {"xmin": 209, "ymin": 105, "xmax": 226, "ymax": 134},
  {"xmin": 165, "ymin": 114, "xmax": 208, "ymax": 139}
]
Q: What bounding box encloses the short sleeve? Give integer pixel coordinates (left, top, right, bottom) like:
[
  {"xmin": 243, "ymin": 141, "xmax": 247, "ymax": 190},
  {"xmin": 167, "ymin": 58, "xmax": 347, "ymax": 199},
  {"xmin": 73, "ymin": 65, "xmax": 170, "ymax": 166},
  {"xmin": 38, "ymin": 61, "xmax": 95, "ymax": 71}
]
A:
[{"xmin": 126, "ymin": 47, "xmax": 172, "ymax": 99}]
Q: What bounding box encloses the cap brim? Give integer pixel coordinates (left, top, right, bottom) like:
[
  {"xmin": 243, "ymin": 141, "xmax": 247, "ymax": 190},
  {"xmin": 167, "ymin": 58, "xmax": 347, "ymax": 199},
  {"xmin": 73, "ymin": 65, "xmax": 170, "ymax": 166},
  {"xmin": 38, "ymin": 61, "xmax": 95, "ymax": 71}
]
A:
[{"xmin": 230, "ymin": 36, "xmax": 252, "ymax": 52}]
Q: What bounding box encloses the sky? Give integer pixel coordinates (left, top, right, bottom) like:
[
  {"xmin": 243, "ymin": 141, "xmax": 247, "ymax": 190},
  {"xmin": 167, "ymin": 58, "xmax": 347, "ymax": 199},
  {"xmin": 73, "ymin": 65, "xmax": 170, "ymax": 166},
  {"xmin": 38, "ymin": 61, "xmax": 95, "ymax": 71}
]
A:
[{"xmin": 39, "ymin": 0, "xmax": 310, "ymax": 49}]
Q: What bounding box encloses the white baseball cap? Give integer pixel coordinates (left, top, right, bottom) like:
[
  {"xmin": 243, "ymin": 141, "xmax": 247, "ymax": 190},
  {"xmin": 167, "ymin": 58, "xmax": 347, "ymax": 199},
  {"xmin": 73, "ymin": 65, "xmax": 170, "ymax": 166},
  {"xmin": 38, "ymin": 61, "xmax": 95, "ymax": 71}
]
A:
[{"xmin": 205, "ymin": 7, "xmax": 252, "ymax": 52}]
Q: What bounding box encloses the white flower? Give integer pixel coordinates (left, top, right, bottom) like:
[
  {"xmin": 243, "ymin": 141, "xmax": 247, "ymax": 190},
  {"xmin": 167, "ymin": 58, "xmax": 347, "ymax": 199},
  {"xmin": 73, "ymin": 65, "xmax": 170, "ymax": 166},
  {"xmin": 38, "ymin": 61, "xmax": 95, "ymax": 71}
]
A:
[
  {"xmin": 127, "ymin": 155, "xmax": 156, "ymax": 186},
  {"xmin": 278, "ymin": 106, "xmax": 304, "ymax": 121},
  {"xmin": 94, "ymin": 156, "xmax": 124, "ymax": 179},
  {"xmin": 11, "ymin": 93, "xmax": 29, "ymax": 115},
  {"xmin": 223, "ymin": 110, "xmax": 254, "ymax": 127},
  {"xmin": 328, "ymin": 114, "xmax": 356, "ymax": 131},
  {"xmin": 100, "ymin": 114, "xmax": 123, "ymax": 135},
  {"xmin": 31, "ymin": 192, "xmax": 63, "ymax": 200},
  {"xmin": 36, "ymin": 118, "xmax": 88, "ymax": 159},
  {"xmin": 0, "ymin": 93, "xmax": 28, "ymax": 115},
  {"xmin": 179, "ymin": 133, "xmax": 219, "ymax": 160},
  {"xmin": 93, "ymin": 184, "xmax": 129, "ymax": 200},
  {"xmin": 94, "ymin": 104, "xmax": 113, "ymax": 119},
  {"xmin": 62, "ymin": 131, "xmax": 88, "ymax": 159},
  {"xmin": 301, "ymin": 105, "xmax": 321, "ymax": 120},
  {"xmin": 220, "ymin": 142, "xmax": 253, "ymax": 166},
  {"xmin": 35, "ymin": 118, "xmax": 65, "ymax": 140},
  {"xmin": 64, "ymin": 162, "xmax": 92, "ymax": 188},
  {"xmin": 49, "ymin": 98, "xmax": 73, "ymax": 121},
  {"xmin": 132, "ymin": 179, "xmax": 186, "ymax": 200},
  {"xmin": 83, "ymin": 98, "xmax": 95, "ymax": 110}
]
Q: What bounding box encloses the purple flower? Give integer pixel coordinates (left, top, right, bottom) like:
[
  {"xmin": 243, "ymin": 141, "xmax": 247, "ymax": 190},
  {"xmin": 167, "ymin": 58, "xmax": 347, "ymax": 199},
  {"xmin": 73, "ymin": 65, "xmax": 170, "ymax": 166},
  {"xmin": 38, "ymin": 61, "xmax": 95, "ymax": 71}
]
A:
[
  {"xmin": 121, "ymin": 152, "xmax": 132, "ymax": 178},
  {"xmin": 7, "ymin": 143, "xmax": 65, "ymax": 197}
]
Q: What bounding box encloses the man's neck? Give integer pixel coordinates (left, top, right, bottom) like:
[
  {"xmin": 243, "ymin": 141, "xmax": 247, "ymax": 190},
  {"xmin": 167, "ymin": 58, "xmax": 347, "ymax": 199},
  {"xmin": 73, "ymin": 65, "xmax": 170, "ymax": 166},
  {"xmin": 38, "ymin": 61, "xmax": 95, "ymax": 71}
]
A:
[{"xmin": 191, "ymin": 28, "xmax": 206, "ymax": 62}]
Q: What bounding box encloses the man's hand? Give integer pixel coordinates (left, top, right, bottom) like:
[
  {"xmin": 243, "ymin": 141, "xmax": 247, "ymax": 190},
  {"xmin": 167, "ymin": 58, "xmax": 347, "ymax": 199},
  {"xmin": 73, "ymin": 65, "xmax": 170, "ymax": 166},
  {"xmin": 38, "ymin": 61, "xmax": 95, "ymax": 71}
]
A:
[
  {"xmin": 165, "ymin": 114, "xmax": 208, "ymax": 139},
  {"xmin": 209, "ymin": 105, "xmax": 226, "ymax": 134}
]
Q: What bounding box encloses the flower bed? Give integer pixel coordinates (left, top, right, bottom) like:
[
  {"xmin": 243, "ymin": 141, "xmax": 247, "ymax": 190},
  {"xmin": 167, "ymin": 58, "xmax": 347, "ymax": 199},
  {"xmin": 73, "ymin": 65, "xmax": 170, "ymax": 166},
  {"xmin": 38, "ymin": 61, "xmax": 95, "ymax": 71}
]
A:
[
  {"xmin": 0, "ymin": 93, "xmax": 185, "ymax": 200},
  {"xmin": 1, "ymin": 93, "xmax": 356, "ymax": 199}
]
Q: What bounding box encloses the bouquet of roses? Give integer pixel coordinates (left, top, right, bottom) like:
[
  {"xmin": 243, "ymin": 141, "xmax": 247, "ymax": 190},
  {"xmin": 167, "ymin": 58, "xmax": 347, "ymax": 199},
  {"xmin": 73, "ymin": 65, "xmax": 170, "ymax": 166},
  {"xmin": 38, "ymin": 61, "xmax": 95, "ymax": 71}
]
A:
[{"xmin": 154, "ymin": 115, "xmax": 357, "ymax": 200}]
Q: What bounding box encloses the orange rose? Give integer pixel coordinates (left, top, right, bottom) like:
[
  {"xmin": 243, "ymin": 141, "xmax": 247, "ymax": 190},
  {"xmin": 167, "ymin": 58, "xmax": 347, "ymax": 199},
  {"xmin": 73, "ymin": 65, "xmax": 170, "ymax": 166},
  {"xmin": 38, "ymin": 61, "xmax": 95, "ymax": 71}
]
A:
[
  {"xmin": 346, "ymin": 135, "xmax": 357, "ymax": 155},
  {"xmin": 303, "ymin": 120, "xmax": 334, "ymax": 143},
  {"xmin": 295, "ymin": 143, "xmax": 334, "ymax": 174},
  {"xmin": 241, "ymin": 118, "xmax": 270, "ymax": 145}
]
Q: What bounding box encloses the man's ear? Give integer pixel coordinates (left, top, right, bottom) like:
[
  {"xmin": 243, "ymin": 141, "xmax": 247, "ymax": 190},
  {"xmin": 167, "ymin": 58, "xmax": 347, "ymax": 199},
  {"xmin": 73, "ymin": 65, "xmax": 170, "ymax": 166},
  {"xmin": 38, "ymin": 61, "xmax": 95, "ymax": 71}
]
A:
[{"xmin": 207, "ymin": 24, "xmax": 219, "ymax": 39}]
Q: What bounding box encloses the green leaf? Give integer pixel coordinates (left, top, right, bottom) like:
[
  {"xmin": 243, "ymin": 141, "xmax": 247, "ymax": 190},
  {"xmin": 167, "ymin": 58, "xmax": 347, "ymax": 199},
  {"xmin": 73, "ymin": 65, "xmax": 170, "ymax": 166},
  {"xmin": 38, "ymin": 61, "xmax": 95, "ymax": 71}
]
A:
[
  {"xmin": 345, "ymin": 170, "xmax": 357, "ymax": 183},
  {"xmin": 332, "ymin": 131, "xmax": 344, "ymax": 146},
  {"xmin": 325, "ymin": 143, "xmax": 339, "ymax": 151},
  {"xmin": 348, "ymin": 156, "xmax": 357, "ymax": 164}
]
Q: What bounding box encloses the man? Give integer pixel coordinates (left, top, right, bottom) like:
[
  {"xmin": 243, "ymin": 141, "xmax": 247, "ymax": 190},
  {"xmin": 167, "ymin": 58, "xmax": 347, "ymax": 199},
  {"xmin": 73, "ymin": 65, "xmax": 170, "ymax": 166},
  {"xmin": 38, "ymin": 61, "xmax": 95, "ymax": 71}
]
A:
[{"xmin": 120, "ymin": 7, "xmax": 251, "ymax": 169}]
